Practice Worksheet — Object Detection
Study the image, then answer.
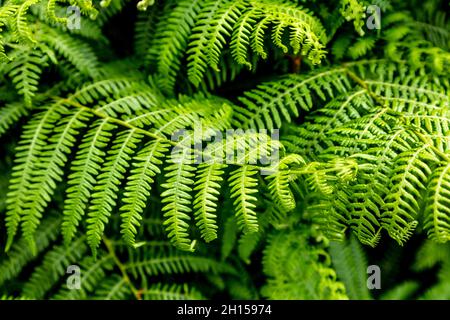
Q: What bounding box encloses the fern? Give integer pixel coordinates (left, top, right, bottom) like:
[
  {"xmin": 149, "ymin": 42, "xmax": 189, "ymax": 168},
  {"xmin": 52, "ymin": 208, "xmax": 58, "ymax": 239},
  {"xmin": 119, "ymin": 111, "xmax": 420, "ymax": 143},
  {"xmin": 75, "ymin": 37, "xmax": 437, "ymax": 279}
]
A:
[
  {"xmin": 142, "ymin": 283, "xmax": 205, "ymax": 300},
  {"xmin": 262, "ymin": 229, "xmax": 347, "ymax": 299},
  {"xmin": 1, "ymin": 0, "xmax": 450, "ymax": 301},
  {"xmin": 193, "ymin": 163, "xmax": 226, "ymax": 242},
  {"xmin": 120, "ymin": 140, "xmax": 169, "ymax": 246},
  {"xmin": 283, "ymin": 60, "xmax": 450, "ymax": 246},
  {"xmin": 424, "ymin": 162, "xmax": 450, "ymax": 242},
  {"xmin": 161, "ymin": 153, "xmax": 197, "ymax": 252},
  {"xmin": 141, "ymin": 0, "xmax": 327, "ymax": 91},
  {"xmin": 87, "ymin": 129, "xmax": 142, "ymax": 257},
  {"xmin": 329, "ymin": 236, "xmax": 372, "ymax": 300},
  {"xmin": 229, "ymin": 165, "xmax": 260, "ymax": 234}
]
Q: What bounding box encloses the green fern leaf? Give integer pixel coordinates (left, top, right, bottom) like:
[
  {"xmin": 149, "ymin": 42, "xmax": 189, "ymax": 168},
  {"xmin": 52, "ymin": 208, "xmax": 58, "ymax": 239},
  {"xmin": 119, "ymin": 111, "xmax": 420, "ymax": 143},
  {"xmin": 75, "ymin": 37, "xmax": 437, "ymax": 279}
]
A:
[
  {"xmin": 193, "ymin": 163, "xmax": 226, "ymax": 242},
  {"xmin": 424, "ymin": 162, "xmax": 450, "ymax": 242},
  {"xmin": 161, "ymin": 152, "xmax": 197, "ymax": 252},
  {"xmin": 120, "ymin": 140, "xmax": 169, "ymax": 246},
  {"xmin": 229, "ymin": 165, "xmax": 259, "ymax": 234},
  {"xmin": 62, "ymin": 119, "xmax": 117, "ymax": 245},
  {"xmin": 87, "ymin": 129, "xmax": 142, "ymax": 256}
]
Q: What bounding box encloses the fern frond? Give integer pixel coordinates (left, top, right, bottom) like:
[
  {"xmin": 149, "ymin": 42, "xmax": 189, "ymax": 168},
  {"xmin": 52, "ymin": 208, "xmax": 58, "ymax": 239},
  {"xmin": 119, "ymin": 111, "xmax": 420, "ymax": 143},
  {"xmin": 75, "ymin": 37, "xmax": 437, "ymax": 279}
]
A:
[
  {"xmin": 134, "ymin": 8, "xmax": 159, "ymax": 60},
  {"xmin": 148, "ymin": 0, "xmax": 203, "ymax": 93},
  {"xmin": 62, "ymin": 119, "xmax": 117, "ymax": 245},
  {"xmin": 238, "ymin": 230, "xmax": 262, "ymax": 264},
  {"xmin": 187, "ymin": 0, "xmax": 228, "ymax": 86},
  {"xmin": 230, "ymin": 7, "xmax": 255, "ymax": 69},
  {"xmin": 283, "ymin": 90, "xmax": 373, "ymax": 156},
  {"xmin": 233, "ymin": 66, "xmax": 351, "ymax": 130},
  {"xmin": 383, "ymin": 144, "xmax": 438, "ymax": 244},
  {"xmin": 94, "ymin": 275, "xmax": 131, "ymax": 300},
  {"xmin": 229, "ymin": 165, "xmax": 259, "ymax": 234},
  {"xmin": 339, "ymin": 0, "xmax": 366, "ymax": 36},
  {"xmin": 193, "ymin": 163, "xmax": 226, "ymax": 243},
  {"xmin": 172, "ymin": 0, "xmax": 328, "ymax": 87},
  {"xmin": 349, "ymin": 37, "xmax": 377, "ymax": 59},
  {"xmin": 0, "ymin": 102, "xmax": 30, "ymax": 137},
  {"xmin": 22, "ymin": 237, "xmax": 88, "ymax": 299},
  {"xmin": 20, "ymin": 108, "xmax": 91, "ymax": 252},
  {"xmin": 142, "ymin": 283, "xmax": 204, "ymax": 300},
  {"xmin": 262, "ymin": 229, "xmax": 347, "ymax": 300},
  {"xmin": 126, "ymin": 247, "xmax": 234, "ymax": 278},
  {"xmin": 13, "ymin": 0, "xmax": 40, "ymax": 44},
  {"xmin": 5, "ymin": 48, "xmax": 47, "ymax": 106},
  {"xmin": 161, "ymin": 153, "xmax": 197, "ymax": 252},
  {"xmin": 53, "ymin": 254, "xmax": 114, "ymax": 300},
  {"xmin": 266, "ymin": 154, "xmax": 306, "ymax": 212},
  {"xmin": 283, "ymin": 61, "xmax": 450, "ymax": 246},
  {"xmin": 5, "ymin": 104, "xmax": 65, "ymax": 251},
  {"xmin": 0, "ymin": 216, "xmax": 60, "ymax": 287},
  {"xmin": 413, "ymin": 241, "xmax": 450, "ymax": 271},
  {"xmin": 381, "ymin": 281, "xmax": 419, "ymax": 300},
  {"xmin": 40, "ymin": 25, "xmax": 100, "ymax": 78},
  {"xmin": 329, "ymin": 236, "xmax": 371, "ymax": 300}
]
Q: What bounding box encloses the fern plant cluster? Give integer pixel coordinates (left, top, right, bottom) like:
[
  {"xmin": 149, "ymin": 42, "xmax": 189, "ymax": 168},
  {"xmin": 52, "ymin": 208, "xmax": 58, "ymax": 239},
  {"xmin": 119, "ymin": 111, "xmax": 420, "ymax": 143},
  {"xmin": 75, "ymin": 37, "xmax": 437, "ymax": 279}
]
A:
[{"xmin": 0, "ymin": 0, "xmax": 449, "ymax": 300}]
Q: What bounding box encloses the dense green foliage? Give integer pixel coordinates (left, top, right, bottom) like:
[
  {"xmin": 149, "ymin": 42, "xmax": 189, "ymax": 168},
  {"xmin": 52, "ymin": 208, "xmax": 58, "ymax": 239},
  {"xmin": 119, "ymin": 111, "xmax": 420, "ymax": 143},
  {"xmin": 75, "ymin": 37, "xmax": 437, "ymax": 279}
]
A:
[{"xmin": 0, "ymin": 0, "xmax": 449, "ymax": 300}]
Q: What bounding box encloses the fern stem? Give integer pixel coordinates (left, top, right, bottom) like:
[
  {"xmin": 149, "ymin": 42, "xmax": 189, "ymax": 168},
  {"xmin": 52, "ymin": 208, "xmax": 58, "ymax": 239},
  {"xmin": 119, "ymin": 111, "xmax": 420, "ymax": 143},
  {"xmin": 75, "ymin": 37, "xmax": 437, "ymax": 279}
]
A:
[{"xmin": 102, "ymin": 237, "xmax": 141, "ymax": 300}]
